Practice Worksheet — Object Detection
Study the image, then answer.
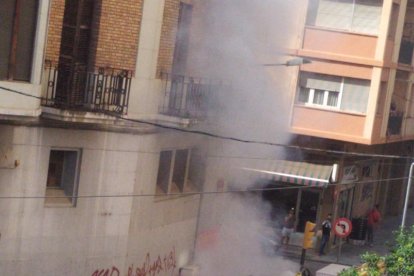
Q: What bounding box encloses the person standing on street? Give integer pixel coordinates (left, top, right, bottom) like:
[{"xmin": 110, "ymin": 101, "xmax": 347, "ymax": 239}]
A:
[
  {"xmin": 281, "ymin": 208, "xmax": 295, "ymax": 247},
  {"xmin": 367, "ymin": 204, "xmax": 381, "ymax": 246},
  {"xmin": 319, "ymin": 213, "xmax": 332, "ymax": 256}
]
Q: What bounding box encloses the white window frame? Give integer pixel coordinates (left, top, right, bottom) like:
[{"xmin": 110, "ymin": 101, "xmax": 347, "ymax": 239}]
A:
[
  {"xmin": 315, "ymin": 0, "xmax": 383, "ymax": 35},
  {"xmin": 44, "ymin": 148, "xmax": 82, "ymax": 207},
  {"xmin": 300, "ymin": 81, "xmax": 343, "ymax": 110},
  {"xmin": 155, "ymin": 148, "xmax": 193, "ymax": 196}
]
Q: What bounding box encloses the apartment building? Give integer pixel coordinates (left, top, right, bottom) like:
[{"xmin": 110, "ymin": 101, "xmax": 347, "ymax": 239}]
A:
[
  {"xmin": 284, "ymin": 0, "xmax": 414, "ymax": 233},
  {"xmin": 193, "ymin": 0, "xmax": 414, "ymax": 253},
  {"xmin": 2, "ymin": 0, "xmax": 413, "ymax": 273},
  {"xmin": 0, "ymin": 0, "xmax": 209, "ymax": 274}
]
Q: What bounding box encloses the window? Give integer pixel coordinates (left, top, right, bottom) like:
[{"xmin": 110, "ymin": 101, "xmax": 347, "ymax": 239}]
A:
[
  {"xmin": 56, "ymin": 0, "xmax": 94, "ymax": 104},
  {"xmin": 45, "ymin": 149, "xmax": 82, "ymax": 207},
  {"xmin": 0, "ymin": 0, "xmax": 38, "ymax": 81},
  {"xmin": 307, "ymin": 0, "xmax": 383, "ymax": 35},
  {"xmin": 298, "ymin": 73, "xmax": 342, "ymax": 109},
  {"xmin": 297, "ymin": 72, "xmax": 370, "ymax": 113},
  {"xmin": 155, "ymin": 148, "xmax": 204, "ymax": 196}
]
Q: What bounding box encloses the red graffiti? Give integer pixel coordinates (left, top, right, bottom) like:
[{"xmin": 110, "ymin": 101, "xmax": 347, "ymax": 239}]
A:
[
  {"xmin": 128, "ymin": 247, "xmax": 176, "ymax": 276},
  {"xmin": 92, "ymin": 266, "xmax": 120, "ymax": 276}
]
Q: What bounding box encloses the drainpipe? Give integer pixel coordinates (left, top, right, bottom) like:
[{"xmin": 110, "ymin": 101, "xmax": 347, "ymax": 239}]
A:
[{"xmin": 401, "ymin": 161, "xmax": 414, "ymax": 229}]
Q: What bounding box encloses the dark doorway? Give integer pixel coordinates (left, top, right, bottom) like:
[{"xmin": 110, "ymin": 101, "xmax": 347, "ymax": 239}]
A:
[
  {"xmin": 262, "ymin": 181, "xmax": 320, "ymax": 233},
  {"xmin": 262, "ymin": 181, "xmax": 299, "ymax": 227},
  {"xmin": 297, "ymin": 189, "xmax": 319, "ymax": 232}
]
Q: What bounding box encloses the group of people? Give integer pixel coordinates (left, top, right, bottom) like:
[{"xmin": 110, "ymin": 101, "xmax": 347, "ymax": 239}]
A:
[{"xmin": 279, "ymin": 204, "xmax": 381, "ymax": 255}]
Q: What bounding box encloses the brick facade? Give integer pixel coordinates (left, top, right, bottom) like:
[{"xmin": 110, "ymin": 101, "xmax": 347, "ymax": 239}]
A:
[
  {"xmin": 45, "ymin": 0, "xmax": 143, "ymax": 73},
  {"xmin": 157, "ymin": 0, "xmax": 181, "ymax": 76},
  {"xmin": 45, "ymin": 0, "xmax": 64, "ymax": 63}
]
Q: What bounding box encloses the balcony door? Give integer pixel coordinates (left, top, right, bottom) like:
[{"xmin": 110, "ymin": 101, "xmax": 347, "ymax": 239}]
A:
[
  {"xmin": 0, "ymin": 0, "xmax": 38, "ymax": 81},
  {"xmin": 56, "ymin": 0, "xmax": 94, "ymax": 106},
  {"xmin": 168, "ymin": 3, "xmax": 193, "ymax": 115}
]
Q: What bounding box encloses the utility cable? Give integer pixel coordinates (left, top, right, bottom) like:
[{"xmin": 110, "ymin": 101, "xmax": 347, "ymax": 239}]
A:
[
  {"xmin": 0, "ymin": 85, "xmax": 412, "ymax": 161},
  {"xmin": 0, "ymin": 85, "xmax": 42, "ymax": 100},
  {"xmin": 106, "ymin": 112, "xmax": 411, "ymax": 160},
  {"xmin": 0, "ymin": 176, "xmax": 408, "ymax": 200}
]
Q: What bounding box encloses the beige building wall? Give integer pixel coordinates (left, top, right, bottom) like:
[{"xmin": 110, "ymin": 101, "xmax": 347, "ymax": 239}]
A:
[
  {"xmin": 289, "ymin": 0, "xmax": 414, "ymax": 145},
  {"xmin": 0, "ymin": 0, "xmax": 202, "ymax": 274},
  {"xmin": 0, "ymin": 125, "xmax": 200, "ymax": 275}
]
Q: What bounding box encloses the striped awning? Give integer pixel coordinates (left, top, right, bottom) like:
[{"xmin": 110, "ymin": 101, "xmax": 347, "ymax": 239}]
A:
[{"xmin": 241, "ymin": 160, "xmax": 337, "ymax": 188}]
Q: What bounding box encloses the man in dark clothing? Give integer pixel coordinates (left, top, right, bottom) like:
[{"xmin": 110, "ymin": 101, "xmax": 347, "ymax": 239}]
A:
[
  {"xmin": 319, "ymin": 213, "xmax": 332, "ymax": 256},
  {"xmin": 367, "ymin": 204, "xmax": 381, "ymax": 246}
]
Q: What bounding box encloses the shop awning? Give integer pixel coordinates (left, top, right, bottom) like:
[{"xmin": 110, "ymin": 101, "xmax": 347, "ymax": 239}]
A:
[{"xmin": 241, "ymin": 160, "xmax": 337, "ymax": 188}]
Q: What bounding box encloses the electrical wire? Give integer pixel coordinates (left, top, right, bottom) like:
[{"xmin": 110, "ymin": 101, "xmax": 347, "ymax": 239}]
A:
[
  {"xmin": 0, "ymin": 85, "xmax": 412, "ymax": 160},
  {"xmin": 107, "ymin": 112, "xmax": 413, "ymax": 160},
  {"xmin": 0, "ymin": 85, "xmax": 42, "ymax": 100},
  {"xmin": 0, "ymin": 176, "xmax": 408, "ymax": 199}
]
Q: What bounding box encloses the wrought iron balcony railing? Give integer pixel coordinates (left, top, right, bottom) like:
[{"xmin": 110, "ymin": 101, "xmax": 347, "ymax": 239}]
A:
[
  {"xmin": 42, "ymin": 61, "xmax": 132, "ymax": 114},
  {"xmin": 159, "ymin": 72, "xmax": 215, "ymax": 119}
]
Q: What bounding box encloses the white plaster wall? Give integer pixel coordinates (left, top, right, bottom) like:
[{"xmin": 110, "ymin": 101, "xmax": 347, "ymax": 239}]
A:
[
  {"xmin": 0, "ymin": 126, "xmax": 203, "ymax": 275},
  {"xmin": 0, "ymin": 126, "xmax": 138, "ymax": 275},
  {"xmin": 124, "ymin": 132, "xmax": 204, "ymax": 275},
  {"xmin": 128, "ymin": 0, "xmax": 166, "ymax": 119}
]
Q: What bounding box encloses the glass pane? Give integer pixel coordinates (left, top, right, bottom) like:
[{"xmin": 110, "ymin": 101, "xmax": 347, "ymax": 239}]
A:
[
  {"xmin": 316, "ymin": 0, "xmax": 353, "ymax": 31},
  {"xmin": 351, "ymin": 0, "xmax": 382, "ymax": 35},
  {"xmin": 15, "ymin": 0, "xmax": 39, "ymax": 81},
  {"xmin": 0, "ymin": 0, "xmax": 15, "ymax": 79},
  {"xmin": 156, "ymin": 151, "xmax": 172, "ymax": 194},
  {"xmin": 341, "ymin": 78, "xmax": 370, "ymax": 113},
  {"xmin": 47, "ymin": 150, "xmax": 64, "ymax": 188},
  {"xmin": 327, "ymin": 91, "xmax": 339, "ymax": 106},
  {"xmin": 187, "ymin": 149, "xmax": 205, "ymax": 192},
  {"xmin": 62, "ymin": 151, "xmax": 79, "ymax": 205},
  {"xmin": 298, "ymin": 88, "xmax": 310, "ymax": 103},
  {"xmin": 172, "ymin": 149, "xmax": 189, "ymax": 193},
  {"xmin": 313, "ymin": 89, "xmax": 325, "ymax": 105}
]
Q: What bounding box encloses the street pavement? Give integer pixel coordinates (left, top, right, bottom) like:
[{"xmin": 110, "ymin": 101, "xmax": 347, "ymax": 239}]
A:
[{"xmin": 278, "ymin": 207, "xmax": 414, "ymax": 273}]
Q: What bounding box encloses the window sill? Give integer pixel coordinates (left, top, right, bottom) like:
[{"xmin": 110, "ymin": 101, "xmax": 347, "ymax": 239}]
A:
[
  {"xmin": 305, "ymin": 25, "xmax": 378, "ymax": 38},
  {"xmin": 153, "ymin": 191, "xmax": 200, "ymax": 202},
  {"xmin": 44, "ymin": 188, "xmax": 74, "ymax": 207},
  {"xmin": 294, "ymin": 104, "xmax": 366, "ymax": 117}
]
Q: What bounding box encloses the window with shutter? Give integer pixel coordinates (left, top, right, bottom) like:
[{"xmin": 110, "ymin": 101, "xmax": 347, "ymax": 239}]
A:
[
  {"xmin": 306, "ymin": 0, "xmax": 382, "ymax": 35},
  {"xmin": 0, "ymin": 0, "xmax": 38, "ymax": 81},
  {"xmin": 56, "ymin": 0, "xmax": 94, "ymax": 105},
  {"xmin": 297, "ymin": 72, "xmax": 370, "ymax": 113}
]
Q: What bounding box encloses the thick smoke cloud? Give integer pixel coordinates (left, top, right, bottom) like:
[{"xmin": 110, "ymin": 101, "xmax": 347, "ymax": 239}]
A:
[
  {"xmin": 190, "ymin": 0, "xmax": 301, "ymax": 158},
  {"xmin": 188, "ymin": 0, "xmax": 303, "ymax": 275}
]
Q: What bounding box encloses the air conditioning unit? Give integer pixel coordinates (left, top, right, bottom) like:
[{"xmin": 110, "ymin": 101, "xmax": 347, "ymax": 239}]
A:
[{"xmin": 179, "ymin": 265, "xmax": 200, "ymax": 276}]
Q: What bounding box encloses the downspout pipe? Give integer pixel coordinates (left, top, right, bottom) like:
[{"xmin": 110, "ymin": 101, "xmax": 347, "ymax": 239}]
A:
[{"xmin": 401, "ymin": 161, "xmax": 414, "ymax": 229}]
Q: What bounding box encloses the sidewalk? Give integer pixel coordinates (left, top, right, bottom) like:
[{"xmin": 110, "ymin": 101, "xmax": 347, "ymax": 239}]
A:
[{"xmin": 280, "ymin": 207, "xmax": 414, "ymax": 266}]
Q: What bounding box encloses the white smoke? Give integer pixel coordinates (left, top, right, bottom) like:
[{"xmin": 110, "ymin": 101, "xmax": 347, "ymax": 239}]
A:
[
  {"xmin": 195, "ymin": 195, "xmax": 298, "ymax": 276},
  {"xmin": 189, "ymin": 0, "xmax": 300, "ymax": 157},
  {"xmin": 188, "ymin": 0, "xmax": 302, "ymax": 274}
]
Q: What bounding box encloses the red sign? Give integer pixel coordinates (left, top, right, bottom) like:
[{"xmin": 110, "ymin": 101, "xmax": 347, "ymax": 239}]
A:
[{"xmin": 333, "ymin": 218, "xmax": 352, "ymax": 238}]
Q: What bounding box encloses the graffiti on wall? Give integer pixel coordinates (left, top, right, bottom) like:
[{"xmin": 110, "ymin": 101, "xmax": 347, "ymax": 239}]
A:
[
  {"xmin": 92, "ymin": 266, "xmax": 120, "ymax": 276},
  {"xmin": 128, "ymin": 247, "xmax": 176, "ymax": 276},
  {"xmin": 92, "ymin": 247, "xmax": 176, "ymax": 276}
]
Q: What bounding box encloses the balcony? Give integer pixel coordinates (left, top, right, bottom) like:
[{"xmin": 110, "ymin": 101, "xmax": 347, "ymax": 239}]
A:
[
  {"xmin": 42, "ymin": 61, "xmax": 132, "ymax": 114},
  {"xmin": 158, "ymin": 72, "xmax": 214, "ymax": 119}
]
